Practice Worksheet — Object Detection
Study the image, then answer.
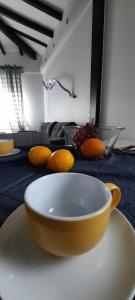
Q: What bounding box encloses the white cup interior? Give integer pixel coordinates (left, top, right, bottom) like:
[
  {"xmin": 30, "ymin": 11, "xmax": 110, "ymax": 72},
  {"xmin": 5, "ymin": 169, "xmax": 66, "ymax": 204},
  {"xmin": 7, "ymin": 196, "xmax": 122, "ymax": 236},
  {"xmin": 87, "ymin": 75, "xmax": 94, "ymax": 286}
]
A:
[{"xmin": 25, "ymin": 173, "xmax": 111, "ymax": 220}]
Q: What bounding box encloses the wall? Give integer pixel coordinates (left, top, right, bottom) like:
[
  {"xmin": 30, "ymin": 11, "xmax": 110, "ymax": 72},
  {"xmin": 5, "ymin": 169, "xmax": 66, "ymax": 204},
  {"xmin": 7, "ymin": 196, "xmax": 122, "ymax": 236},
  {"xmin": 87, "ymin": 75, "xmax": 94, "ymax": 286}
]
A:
[
  {"xmin": 42, "ymin": 1, "xmax": 92, "ymax": 124},
  {"xmin": 22, "ymin": 73, "xmax": 44, "ymax": 130},
  {"xmin": 101, "ymin": 0, "xmax": 135, "ymax": 139},
  {"xmin": 0, "ymin": 52, "xmax": 41, "ymax": 72}
]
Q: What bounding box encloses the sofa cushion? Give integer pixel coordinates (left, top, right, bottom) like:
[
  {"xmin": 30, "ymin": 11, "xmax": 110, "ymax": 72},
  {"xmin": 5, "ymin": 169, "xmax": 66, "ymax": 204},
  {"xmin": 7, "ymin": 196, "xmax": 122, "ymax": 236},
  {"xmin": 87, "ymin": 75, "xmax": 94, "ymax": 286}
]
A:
[
  {"xmin": 40, "ymin": 122, "xmax": 77, "ymax": 139},
  {"xmin": 40, "ymin": 122, "xmax": 57, "ymax": 138}
]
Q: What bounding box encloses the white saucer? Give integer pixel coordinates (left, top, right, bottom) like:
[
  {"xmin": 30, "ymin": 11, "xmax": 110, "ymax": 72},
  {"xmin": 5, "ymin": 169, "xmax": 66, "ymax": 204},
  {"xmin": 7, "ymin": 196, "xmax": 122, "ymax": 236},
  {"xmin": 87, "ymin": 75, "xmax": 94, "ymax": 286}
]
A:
[
  {"xmin": 0, "ymin": 148, "xmax": 20, "ymax": 157},
  {"xmin": 0, "ymin": 205, "xmax": 135, "ymax": 300}
]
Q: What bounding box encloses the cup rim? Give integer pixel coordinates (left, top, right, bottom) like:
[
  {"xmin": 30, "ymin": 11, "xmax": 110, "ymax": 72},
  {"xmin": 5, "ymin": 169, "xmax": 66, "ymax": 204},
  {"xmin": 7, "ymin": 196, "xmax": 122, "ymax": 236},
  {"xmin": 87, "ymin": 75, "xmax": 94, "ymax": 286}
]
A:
[{"xmin": 24, "ymin": 173, "xmax": 112, "ymax": 221}]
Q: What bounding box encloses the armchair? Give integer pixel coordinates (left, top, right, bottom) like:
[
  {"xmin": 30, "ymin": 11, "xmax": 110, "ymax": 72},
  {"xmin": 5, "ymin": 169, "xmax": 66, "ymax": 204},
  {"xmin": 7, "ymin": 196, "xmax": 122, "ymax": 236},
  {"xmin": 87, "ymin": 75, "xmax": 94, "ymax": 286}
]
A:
[{"xmin": 40, "ymin": 121, "xmax": 77, "ymax": 145}]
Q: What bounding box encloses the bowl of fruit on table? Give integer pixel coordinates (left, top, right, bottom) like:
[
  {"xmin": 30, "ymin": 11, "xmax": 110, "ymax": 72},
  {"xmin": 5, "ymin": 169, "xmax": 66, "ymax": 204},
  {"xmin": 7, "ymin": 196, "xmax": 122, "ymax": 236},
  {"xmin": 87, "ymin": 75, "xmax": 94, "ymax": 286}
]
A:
[{"xmin": 64, "ymin": 123, "xmax": 125, "ymax": 159}]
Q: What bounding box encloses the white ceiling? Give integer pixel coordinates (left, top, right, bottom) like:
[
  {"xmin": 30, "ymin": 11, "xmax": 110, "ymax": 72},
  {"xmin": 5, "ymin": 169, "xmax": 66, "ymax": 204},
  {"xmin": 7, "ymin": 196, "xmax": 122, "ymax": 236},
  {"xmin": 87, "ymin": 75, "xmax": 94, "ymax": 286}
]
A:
[{"xmin": 0, "ymin": 0, "xmax": 69, "ymax": 57}]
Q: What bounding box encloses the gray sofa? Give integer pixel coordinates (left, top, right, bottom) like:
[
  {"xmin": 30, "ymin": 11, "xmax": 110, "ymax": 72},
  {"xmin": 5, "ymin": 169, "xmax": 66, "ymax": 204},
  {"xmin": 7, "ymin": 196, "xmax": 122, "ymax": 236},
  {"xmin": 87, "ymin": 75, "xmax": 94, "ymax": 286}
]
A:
[
  {"xmin": 0, "ymin": 122, "xmax": 77, "ymax": 147},
  {"xmin": 40, "ymin": 121, "xmax": 77, "ymax": 144}
]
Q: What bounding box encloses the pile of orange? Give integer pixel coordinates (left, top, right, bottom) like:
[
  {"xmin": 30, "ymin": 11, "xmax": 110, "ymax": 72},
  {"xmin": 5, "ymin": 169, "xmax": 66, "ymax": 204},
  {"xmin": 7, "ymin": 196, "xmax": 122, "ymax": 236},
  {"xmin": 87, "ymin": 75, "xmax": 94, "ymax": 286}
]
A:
[
  {"xmin": 28, "ymin": 146, "xmax": 74, "ymax": 172},
  {"xmin": 47, "ymin": 149, "xmax": 74, "ymax": 172},
  {"xmin": 28, "ymin": 138, "xmax": 105, "ymax": 171},
  {"xmin": 28, "ymin": 146, "xmax": 52, "ymax": 166}
]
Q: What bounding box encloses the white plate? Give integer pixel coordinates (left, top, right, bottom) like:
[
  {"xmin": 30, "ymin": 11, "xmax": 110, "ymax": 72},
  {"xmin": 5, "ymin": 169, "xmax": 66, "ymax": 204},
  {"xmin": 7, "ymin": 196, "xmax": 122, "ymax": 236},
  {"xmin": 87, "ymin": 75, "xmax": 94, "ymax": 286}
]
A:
[
  {"xmin": 0, "ymin": 205, "xmax": 135, "ymax": 300},
  {"xmin": 0, "ymin": 148, "xmax": 20, "ymax": 157}
]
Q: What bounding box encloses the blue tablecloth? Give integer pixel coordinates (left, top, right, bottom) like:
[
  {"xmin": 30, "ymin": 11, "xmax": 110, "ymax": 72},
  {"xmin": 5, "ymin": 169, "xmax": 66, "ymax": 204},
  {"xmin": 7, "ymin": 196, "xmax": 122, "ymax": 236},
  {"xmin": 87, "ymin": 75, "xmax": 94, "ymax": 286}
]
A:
[
  {"xmin": 0, "ymin": 147, "xmax": 135, "ymax": 228},
  {"xmin": 0, "ymin": 148, "xmax": 135, "ymax": 300}
]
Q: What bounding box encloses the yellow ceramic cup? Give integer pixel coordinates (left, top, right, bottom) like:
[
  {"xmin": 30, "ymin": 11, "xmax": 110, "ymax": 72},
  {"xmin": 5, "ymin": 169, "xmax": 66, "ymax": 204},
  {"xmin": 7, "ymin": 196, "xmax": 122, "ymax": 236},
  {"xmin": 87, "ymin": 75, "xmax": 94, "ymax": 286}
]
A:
[
  {"xmin": 24, "ymin": 173, "xmax": 121, "ymax": 257},
  {"xmin": 0, "ymin": 139, "xmax": 14, "ymax": 155}
]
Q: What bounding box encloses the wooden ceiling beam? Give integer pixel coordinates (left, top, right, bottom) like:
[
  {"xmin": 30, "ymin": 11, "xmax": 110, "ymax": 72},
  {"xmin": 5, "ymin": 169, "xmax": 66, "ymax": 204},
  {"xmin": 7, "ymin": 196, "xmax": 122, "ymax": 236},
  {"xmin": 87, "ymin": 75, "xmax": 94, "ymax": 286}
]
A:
[
  {"xmin": 0, "ymin": 40, "xmax": 6, "ymax": 55},
  {"xmin": 14, "ymin": 29, "xmax": 47, "ymax": 47},
  {"xmin": 0, "ymin": 4, "xmax": 54, "ymax": 38},
  {"xmin": 22, "ymin": 0, "xmax": 63, "ymax": 21},
  {"xmin": 0, "ymin": 17, "xmax": 37, "ymax": 59}
]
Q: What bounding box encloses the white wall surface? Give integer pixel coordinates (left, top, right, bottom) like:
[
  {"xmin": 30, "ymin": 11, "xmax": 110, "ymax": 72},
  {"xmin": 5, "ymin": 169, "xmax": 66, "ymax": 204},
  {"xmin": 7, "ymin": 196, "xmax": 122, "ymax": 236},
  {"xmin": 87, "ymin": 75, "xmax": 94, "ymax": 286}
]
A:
[
  {"xmin": 0, "ymin": 52, "xmax": 41, "ymax": 72},
  {"xmin": 101, "ymin": 0, "xmax": 135, "ymax": 139},
  {"xmin": 42, "ymin": 1, "xmax": 92, "ymax": 124},
  {"xmin": 22, "ymin": 73, "xmax": 44, "ymax": 130}
]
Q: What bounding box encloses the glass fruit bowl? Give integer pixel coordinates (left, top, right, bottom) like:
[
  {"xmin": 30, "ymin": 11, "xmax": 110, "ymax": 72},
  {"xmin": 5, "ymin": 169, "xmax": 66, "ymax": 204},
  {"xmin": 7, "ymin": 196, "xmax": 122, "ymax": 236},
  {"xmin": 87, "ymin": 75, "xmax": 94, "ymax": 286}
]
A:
[{"xmin": 63, "ymin": 125, "xmax": 125, "ymax": 157}]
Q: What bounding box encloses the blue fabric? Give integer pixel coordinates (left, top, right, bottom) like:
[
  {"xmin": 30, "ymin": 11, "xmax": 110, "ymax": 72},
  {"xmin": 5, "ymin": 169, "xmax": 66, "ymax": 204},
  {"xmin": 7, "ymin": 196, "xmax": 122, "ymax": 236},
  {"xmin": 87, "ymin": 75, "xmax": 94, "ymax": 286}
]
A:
[
  {"xmin": 0, "ymin": 149, "xmax": 135, "ymax": 229},
  {"xmin": 0, "ymin": 148, "xmax": 135, "ymax": 300},
  {"xmin": 0, "ymin": 149, "xmax": 27, "ymax": 163}
]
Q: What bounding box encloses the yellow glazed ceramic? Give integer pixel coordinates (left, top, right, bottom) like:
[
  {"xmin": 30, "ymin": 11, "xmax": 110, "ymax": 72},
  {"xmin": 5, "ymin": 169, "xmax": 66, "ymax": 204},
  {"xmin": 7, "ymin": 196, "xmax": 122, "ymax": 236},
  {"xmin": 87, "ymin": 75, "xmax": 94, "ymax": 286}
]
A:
[
  {"xmin": 0, "ymin": 139, "xmax": 14, "ymax": 155},
  {"xmin": 24, "ymin": 173, "xmax": 121, "ymax": 257}
]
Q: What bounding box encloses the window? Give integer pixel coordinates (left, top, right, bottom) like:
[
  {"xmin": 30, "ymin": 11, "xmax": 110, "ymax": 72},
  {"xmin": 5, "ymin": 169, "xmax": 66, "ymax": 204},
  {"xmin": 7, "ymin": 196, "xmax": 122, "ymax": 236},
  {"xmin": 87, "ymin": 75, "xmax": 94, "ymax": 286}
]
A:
[
  {"xmin": 0, "ymin": 79, "xmax": 15, "ymax": 132},
  {"xmin": 0, "ymin": 65, "xmax": 26, "ymax": 133}
]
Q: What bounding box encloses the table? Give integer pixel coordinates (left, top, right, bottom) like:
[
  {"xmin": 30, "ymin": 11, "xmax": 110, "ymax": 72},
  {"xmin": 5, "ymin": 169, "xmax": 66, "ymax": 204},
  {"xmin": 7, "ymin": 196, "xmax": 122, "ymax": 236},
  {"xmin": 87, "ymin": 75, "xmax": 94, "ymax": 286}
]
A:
[
  {"xmin": 0, "ymin": 147, "xmax": 135, "ymax": 300},
  {"xmin": 0, "ymin": 147, "xmax": 135, "ymax": 229}
]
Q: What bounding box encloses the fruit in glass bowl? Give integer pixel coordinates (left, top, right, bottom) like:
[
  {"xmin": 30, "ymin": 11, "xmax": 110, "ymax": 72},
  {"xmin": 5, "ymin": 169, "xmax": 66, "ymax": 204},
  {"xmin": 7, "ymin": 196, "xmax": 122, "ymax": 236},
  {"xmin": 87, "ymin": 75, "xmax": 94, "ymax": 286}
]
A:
[
  {"xmin": 72, "ymin": 122, "xmax": 97, "ymax": 148},
  {"xmin": 80, "ymin": 138, "xmax": 106, "ymax": 159},
  {"xmin": 70, "ymin": 123, "xmax": 125, "ymax": 158}
]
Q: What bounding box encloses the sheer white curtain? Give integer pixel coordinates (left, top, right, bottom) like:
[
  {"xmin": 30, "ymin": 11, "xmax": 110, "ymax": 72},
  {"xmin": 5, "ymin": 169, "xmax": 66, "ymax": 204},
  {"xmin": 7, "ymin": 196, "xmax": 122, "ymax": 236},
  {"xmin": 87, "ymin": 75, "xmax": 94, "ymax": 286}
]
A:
[{"xmin": 0, "ymin": 65, "xmax": 27, "ymax": 132}]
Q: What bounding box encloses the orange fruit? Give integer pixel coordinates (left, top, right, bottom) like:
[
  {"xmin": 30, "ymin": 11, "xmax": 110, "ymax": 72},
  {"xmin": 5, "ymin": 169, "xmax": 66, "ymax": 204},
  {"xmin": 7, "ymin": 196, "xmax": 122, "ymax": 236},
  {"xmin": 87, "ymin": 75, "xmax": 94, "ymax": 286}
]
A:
[
  {"xmin": 81, "ymin": 138, "xmax": 105, "ymax": 158},
  {"xmin": 28, "ymin": 146, "xmax": 52, "ymax": 166},
  {"xmin": 47, "ymin": 149, "xmax": 74, "ymax": 172}
]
